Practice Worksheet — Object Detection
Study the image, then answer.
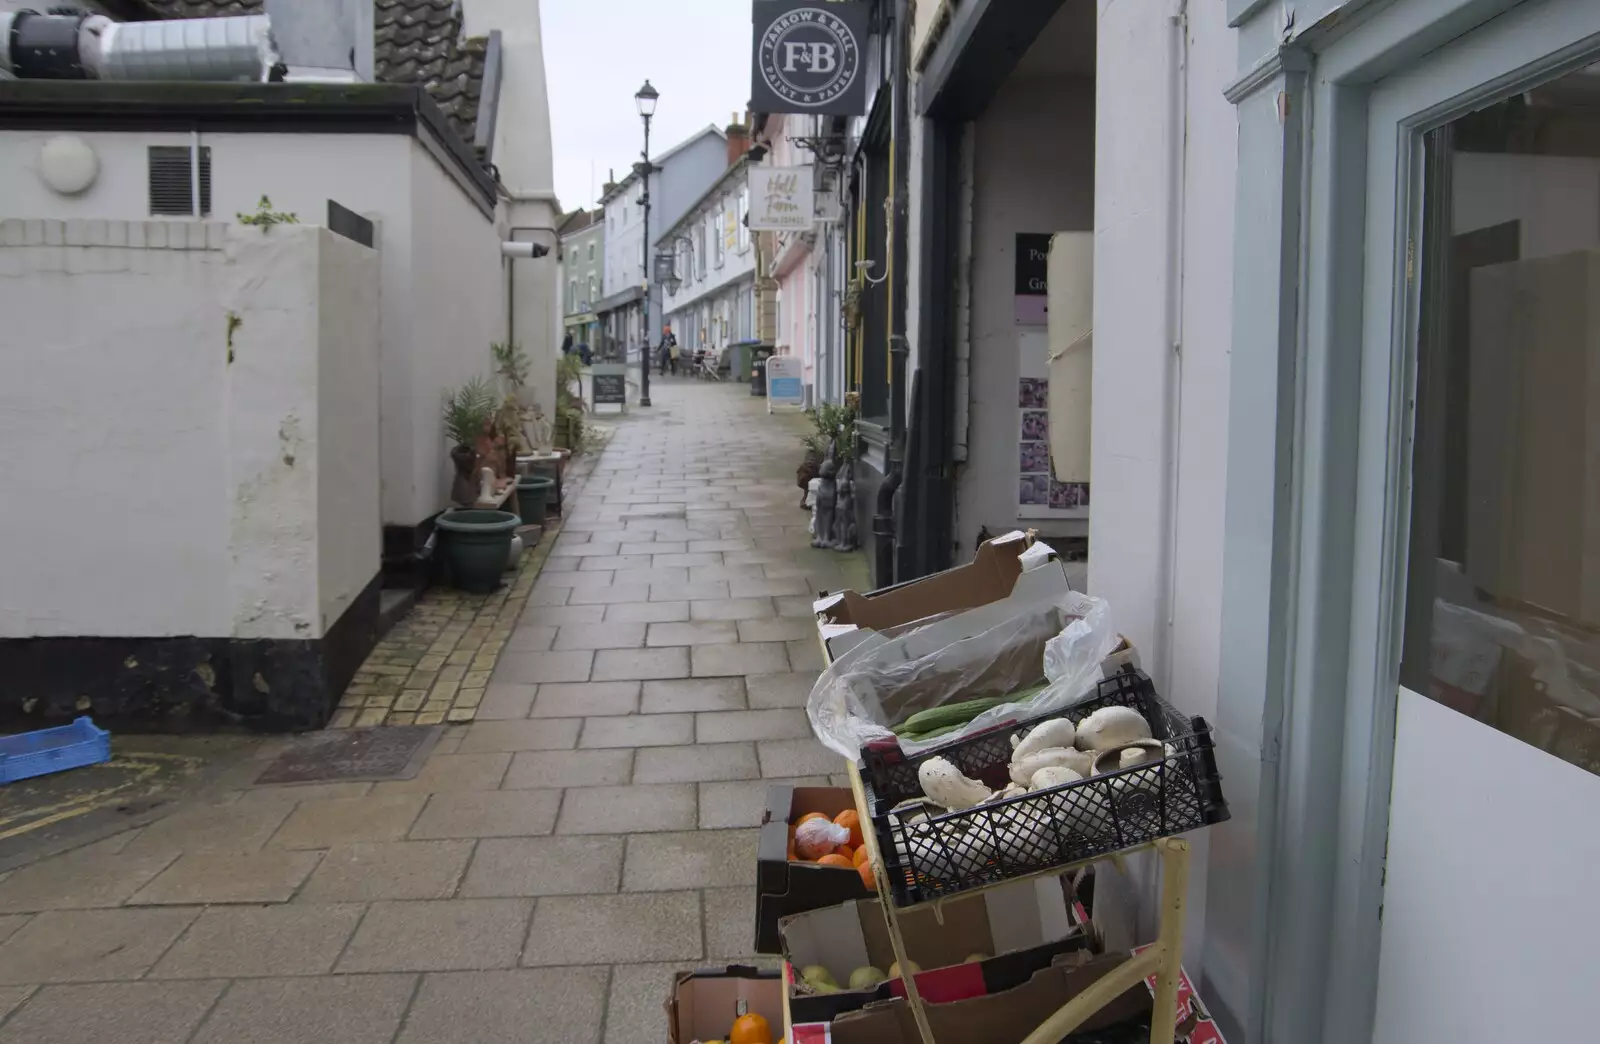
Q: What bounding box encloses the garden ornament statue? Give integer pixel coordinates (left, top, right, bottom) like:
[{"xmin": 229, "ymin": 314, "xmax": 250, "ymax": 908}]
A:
[
  {"xmin": 450, "ymin": 447, "xmax": 480, "ymax": 507},
  {"xmin": 812, "ymin": 446, "xmax": 838, "ymax": 549},
  {"xmin": 474, "ymin": 466, "xmax": 497, "ymax": 507},
  {"xmin": 805, "ymin": 476, "xmax": 822, "ymax": 536},
  {"xmin": 832, "ymin": 459, "xmax": 859, "ymax": 551}
]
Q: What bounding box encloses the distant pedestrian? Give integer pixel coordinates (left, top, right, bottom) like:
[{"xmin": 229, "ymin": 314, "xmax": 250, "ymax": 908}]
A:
[
  {"xmin": 560, "ymin": 331, "xmax": 573, "ymax": 356},
  {"xmin": 663, "ymin": 327, "xmax": 680, "ymax": 376}
]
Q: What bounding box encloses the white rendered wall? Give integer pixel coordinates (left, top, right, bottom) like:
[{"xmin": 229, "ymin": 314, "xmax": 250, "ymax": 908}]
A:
[
  {"xmin": 316, "ymin": 229, "xmax": 382, "ymax": 631},
  {"xmin": 462, "ymin": 0, "xmax": 555, "ymax": 204},
  {"xmin": 1089, "ymin": 0, "xmax": 1238, "ymax": 968},
  {"xmin": 0, "ymin": 128, "xmax": 508, "ymax": 527},
  {"xmin": 0, "ymin": 220, "xmax": 379, "ymax": 640},
  {"xmin": 956, "ymin": 74, "xmax": 1094, "ymax": 552}
]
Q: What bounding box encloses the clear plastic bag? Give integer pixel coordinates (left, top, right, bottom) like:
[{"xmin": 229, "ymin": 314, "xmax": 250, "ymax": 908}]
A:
[{"xmin": 806, "ymin": 590, "xmax": 1118, "ymax": 759}]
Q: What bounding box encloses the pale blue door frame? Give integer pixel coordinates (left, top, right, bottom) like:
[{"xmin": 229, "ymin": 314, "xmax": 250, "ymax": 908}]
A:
[{"xmin": 1211, "ymin": 1, "xmax": 1600, "ymax": 1042}]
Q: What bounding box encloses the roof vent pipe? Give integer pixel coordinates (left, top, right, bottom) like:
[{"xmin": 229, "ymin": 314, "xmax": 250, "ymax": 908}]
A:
[{"xmin": 1, "ymin": 10, "xmax": 279, "ymax": 82}]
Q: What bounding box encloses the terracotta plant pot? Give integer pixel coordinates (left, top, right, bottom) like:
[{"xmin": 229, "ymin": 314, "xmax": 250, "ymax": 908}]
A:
[{"xmin": 435, "ymin": 509, "xmax": 520, "ymax": 593}]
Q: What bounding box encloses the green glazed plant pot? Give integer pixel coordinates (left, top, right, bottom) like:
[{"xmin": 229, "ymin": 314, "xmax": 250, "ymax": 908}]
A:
[
  {"xmin": 436, "ymin": 510, "xmax": 520, "ymax": 594},
  {"xmin": 514, "ymin": 475, "xmax": 554, "ymax": 526}
]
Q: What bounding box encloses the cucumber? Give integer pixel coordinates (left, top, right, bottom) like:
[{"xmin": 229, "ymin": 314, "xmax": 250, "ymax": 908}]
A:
[
  {"xmin": 892, "ymin": 696, "xmax": 1010, "ymax": 736},
  {"xmin": 898, "ymin": 722, "xmax": 962, "ymax": 743}
]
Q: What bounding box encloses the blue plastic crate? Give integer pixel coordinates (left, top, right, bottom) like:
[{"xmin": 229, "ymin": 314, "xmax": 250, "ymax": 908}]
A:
[{"xmin": 0, "ymin": 717, "xmax": 111, "ymax": 784}]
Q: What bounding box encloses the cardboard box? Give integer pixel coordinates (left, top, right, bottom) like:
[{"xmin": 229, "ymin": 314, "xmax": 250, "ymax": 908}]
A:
[
  {"xmin": 754, "ymin": 786, "xmax": 873, "ymax": 954},
  {"xmin": 778, "ymin": 876, "xmax": 1093, "ymax": 1023},
  {"xmin": 666, "ymin": 965, "xmax": 783, "ymax": 1044},
  {"xmin": 823, "ymin": 953, "xmax": 1151, "ymax": 1044},
  {"xmin": 813, "ymin": 531, "xmax": 1045, "ymax": 653}
]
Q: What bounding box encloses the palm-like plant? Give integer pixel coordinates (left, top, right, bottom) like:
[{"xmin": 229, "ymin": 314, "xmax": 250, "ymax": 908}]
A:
[
  {"xmin": 490, "ymin": 342, "xmax": 531, "ymax": 390},
  {"xmin": 442, "ymin": 377, "xmax": 497, "ymax": 449}
]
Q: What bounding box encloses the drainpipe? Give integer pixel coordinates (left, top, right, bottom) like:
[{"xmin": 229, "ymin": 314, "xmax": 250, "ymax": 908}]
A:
[
  {"xmin": 1155, "ymin": 0, "xmax": 1190, "ymax": 696},
  {"xmin": 874, "ymin": 0, "xmax": 911, "ymax": 584},
  {"xmin": 502, "ymin": 230, "xmax": 554, "ymax": 346},
  {"xmin": 190, "ymin": 127, "xmax": 202, "ymax": 217}
]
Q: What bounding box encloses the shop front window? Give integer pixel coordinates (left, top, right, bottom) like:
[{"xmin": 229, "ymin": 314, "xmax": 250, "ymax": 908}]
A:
[{"xmin": 1400, "ymin": 62, "xmax": 1600, "ymax": 779}]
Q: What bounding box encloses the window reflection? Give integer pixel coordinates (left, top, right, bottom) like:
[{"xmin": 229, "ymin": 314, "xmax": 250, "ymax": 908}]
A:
[{"xmin": 1401, "ymin": 63, "xmax": 1600, "ymax": 778}]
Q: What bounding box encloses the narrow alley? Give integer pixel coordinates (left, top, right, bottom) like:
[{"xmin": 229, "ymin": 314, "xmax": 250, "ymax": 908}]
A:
[{"xmin": 0, "ymin": 379, "xmax": 861, "ymax": 1044}]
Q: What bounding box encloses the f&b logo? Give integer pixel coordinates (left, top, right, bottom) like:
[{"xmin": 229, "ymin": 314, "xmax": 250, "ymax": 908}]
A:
[{"xmin": 754, "ymin": 2, "xmax": 864, "ymax": 112}]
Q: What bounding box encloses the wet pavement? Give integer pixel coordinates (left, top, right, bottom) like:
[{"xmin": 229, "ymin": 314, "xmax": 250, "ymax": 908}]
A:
[{"xmin": 0, "ymin": 377, "xmax": 865, "ymax": 1044}]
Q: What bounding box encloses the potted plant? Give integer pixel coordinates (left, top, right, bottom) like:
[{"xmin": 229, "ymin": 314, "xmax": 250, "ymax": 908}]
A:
[
  {"xmin": 554, "ymin": 351, "xmax": 587, "ymax": 452},
  {"xmin": 438, "ymin": 378, "xmax": 518, "ymax": 592},
  {"xmin": 442, "ymin": 377, "xmax": 496, "ymax": 485}
]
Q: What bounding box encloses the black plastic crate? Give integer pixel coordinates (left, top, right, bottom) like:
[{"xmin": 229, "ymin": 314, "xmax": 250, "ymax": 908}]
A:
[{"xmin": 863, "ymin": 668, "xmax": 1229, "ymax": 906}]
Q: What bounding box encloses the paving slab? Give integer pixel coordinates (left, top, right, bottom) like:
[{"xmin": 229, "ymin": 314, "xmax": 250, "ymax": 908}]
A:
[
  {"xmin": 521, "ymin": 891, "xmax": 702, "ymax": 965},
  {"xmin": 269, "ymin": 793, "xmax": 427, "ymax": 849},
  {"xmin": 477, "ymin": 683, "xmax": 537, "ymax": 719},
  {"xmin": 621, "ymin": 829, "xmax": 760, "ymax": 891},
  {"xmin": 518, "ymin": 604, "xmax": 608, "ymax": 626},
  {"xmin": 504, "ymin": 624, "xmax": 558, "ymax": 651},
  {"xmin": 603, "ymin": 962, "xmax": 685, "ymax": 1044},
  {"xmin": 531, "ymin": 680, "xmax": 641, "ymax": 717},
  {"xmin": 397, "ymin": 967, "xmax": 608, "ymax": 1044},
  {"xmin": 151, "ymin": 904, "xmax": 363, "ymax": 978},
  {"xmin": 736, "ymin": 616, "xmax": 822, "ymax": 643},
  {"xmin": 604, "ymin": 600, "xmax": 690, "ymax": 623},
  {"xmin": 633, "ymin": 742, "xmax": 760, "ymax": 784},
  {"xmin": 744, "ymin": 671, "xmax": 818, "ymax": 708},
  {"xmin": 646, "ymin": 620, "xmax": 739, "ymax": 646},
  {"xmin": 703, "ymin": 886, "xmax": 762, "ymax": 959},
  {"xmin": 0, "ymin": 981, "xmax": 224, "ymax": 1044},
  {"xmin": 189, "ymin": 973, "xmax": 416, "ymax": 1044},
  {"xmin": 121, "ymin": 801, "xmax": 292, "ymax": 857},
  {"xmin": 502, "ymin": 749, "xmax": 634, "ymax": 789},
  {"xmin": 590, "ymin": 646, "xmax": 691, "ymax": 681},
  {"xmin": 691, "ymin": 642, "xmax": 791, "ymax": 678},
  {"xmin": 579, "ymin": 712, "xmax": 694, "ymax": 748},
  {"xmin": 757, "ymin": 738, "xmax": 844, "ymax": 777},
  {"xmin": 689, "ymin": 597, "xmax": 776, "ymax": 621},
  {"xmin": 129, "ymin": 849, "xmax": 322, "ymax": 905},
  {"xmin": 491, "ymin": 650, "xmax": 595, "ymax": 683},
  {"xmin": 337, "ymin": 899, "xmax": 532, "ymax": 972},
  {"xmin": 409, "ymin": 789, "xmax": 562, "ymax": 839},
  {"xmin": 297, "ymin": 841, "xmax": 472, "ymax": 902},
  {"xmin": 553, "ymin": 622, "xmax": 648, "ymax": 650},
  {"xmin": 0, "ymin": 907, "xmax": 199, "ymax": 983},
  {"xmin": 458, "ymin": 836, "xmax": 625, "ymax": 897},
  {"xmin": 371, "ymin": 752, "xmax": 511, "ymax": 793},
  {"xmin": 454, "ymin": 717, "xmax": 582, "ymax": 753},
  {"xmin": 697, "ymin": 776, "xmax": 830, "ymax": 829},
  {"xmin": 555, "ymin": 784, "xmax": 696, "ymax": 834},
  {"xmin": 639, "ymin": 677, "xmax": 746, "ymax": 713},
  {"xmin": 0, "ymin": 848, "xmax": 176, "ymax": 913},
  {"xmin": 696, "ymin": 708, "xmax": 813, "ymax": 743}
]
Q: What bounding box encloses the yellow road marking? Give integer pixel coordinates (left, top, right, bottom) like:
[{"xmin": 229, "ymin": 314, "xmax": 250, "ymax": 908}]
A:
[{"xmin": 0, "ymin": 752, "xmax": 207, "ymax": 841}]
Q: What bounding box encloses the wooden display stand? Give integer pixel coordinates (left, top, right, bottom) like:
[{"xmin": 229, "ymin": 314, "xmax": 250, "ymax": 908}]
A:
[{"xmin": 788, "ymin": 631, "xmax": 1196, "ymax": 1044}]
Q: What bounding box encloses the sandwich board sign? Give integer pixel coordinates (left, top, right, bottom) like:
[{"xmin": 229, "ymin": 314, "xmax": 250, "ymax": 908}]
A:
[{"xmin": 766, "ymin": 355, "xmax": 804, "ymax": 413}]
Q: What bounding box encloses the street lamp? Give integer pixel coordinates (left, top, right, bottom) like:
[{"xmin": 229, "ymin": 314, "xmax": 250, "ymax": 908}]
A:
[{"xmin": 635, "ymin": 79, "xmax": 658, "ymax": 406}]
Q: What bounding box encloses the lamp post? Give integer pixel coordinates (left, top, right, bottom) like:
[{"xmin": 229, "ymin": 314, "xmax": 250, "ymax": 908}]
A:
[{"xmin": 635, "ymin": 79, "xmax": 658, "ymax": 407}]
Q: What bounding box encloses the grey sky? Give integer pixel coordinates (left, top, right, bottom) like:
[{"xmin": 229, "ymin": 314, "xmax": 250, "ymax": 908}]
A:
[{"xmin": 541, "ymin": 0, "xmax": 754, "ymax": 212}]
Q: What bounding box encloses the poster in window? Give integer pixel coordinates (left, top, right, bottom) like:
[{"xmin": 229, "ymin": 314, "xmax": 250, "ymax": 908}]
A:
[{"xmin": 1017, "ymin": 329, "xmax": 1088, "ymax": 519}]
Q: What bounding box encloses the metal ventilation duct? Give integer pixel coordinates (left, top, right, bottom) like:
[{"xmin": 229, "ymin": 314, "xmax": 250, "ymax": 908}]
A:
[{"xmin": 0, "ymin": 10, "xmax": 279, "ymax": 83}]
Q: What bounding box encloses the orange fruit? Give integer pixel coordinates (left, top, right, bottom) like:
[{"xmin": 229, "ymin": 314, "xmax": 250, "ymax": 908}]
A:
[
  {"xmin": 795, "ymin": 812, "xmax": 830, "ymax": 827},
  {"xmin": 857, "ymin": 859, "xmax": 877, "ymax": 891},
  {"xmin": 787, "ymin": 842, "xmax": 798, "ymax": 861},
  {"xmin": 852, "ymin": 845, "xmax": 870, "ymax": 867},
  {"xmin": 835, "ymin": 844, "xmax": 855, "ymax": 861},
  {"xmin": 833, "ymin": 809, "xmax": 865, "ymax": 848},
  {"xmin": 817, "ymin": 853, "xmax": 853, "ymax": 869}
]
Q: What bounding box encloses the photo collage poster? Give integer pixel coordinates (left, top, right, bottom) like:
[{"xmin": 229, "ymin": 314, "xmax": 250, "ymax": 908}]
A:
[{"xmin": 1017, "ymin": 328, "xmax": 1089, "ymax": 518}]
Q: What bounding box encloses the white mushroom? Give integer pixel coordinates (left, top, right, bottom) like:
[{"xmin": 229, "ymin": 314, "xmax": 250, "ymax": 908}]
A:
[
  {"xmin": 917, "ymin": 757, "xmax": 993, "ymax": 811},
  {"xmin": 1074, "ymin": 706, "xmax": 1153, "ymax": 751},
  {"xmin": 1029, "ymin": 765, "xmax": 1084, "ymax": 790},
  {"xmin": 1011, "ymin": 718, "xmax": 1077, "ymax": 761},
  {"xmin": 1008, "ymin": 746, "xmax": 1095, "ymax": 786}
]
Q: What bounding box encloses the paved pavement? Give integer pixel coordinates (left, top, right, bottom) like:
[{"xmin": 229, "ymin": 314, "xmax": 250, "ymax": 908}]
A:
[{"xmin": 0, "ymin": 378, "xmax": 865, "ymax": 1044}]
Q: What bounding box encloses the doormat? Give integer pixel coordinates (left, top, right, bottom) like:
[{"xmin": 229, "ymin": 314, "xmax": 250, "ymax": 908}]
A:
[{"xmin": 254, "ymin": 725, "xmax": 442, "ymax": 785}]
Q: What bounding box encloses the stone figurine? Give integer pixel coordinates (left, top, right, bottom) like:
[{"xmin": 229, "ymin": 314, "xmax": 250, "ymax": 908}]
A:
[
  {"xmin": 450, "ymin": 445, "xmax": 480, "ymax": 507},
  {"xmin": 474, "ymin": 466, "xmax": 497, "ymax": 507},
  {"xmin": 832, "ymin": 459, "xmax": 859, "ymax": 551},
  {"xmin": 811, "ymin": 453, "xmax": 838, "ymax": 549},
  {"xmin": 805, "ymin": 476, "xmax": 822, "ymax": 536}
]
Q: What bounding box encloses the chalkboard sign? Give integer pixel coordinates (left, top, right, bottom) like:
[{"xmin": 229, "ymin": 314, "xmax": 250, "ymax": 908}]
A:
[{"xmin": 592, "ymin": 366, "xmax": 627, "ymax": 407}]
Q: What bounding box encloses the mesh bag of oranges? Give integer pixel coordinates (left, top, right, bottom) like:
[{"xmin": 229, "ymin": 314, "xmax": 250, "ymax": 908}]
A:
[{"xmin": 788, "ymin": 809, "xmax": 876, "ymax": 892}]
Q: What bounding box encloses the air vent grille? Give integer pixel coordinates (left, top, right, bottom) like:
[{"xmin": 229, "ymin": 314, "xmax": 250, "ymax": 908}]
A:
[{"xmin": 148, "ymin": 145, "xmax": 212, "ymax": 216}]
